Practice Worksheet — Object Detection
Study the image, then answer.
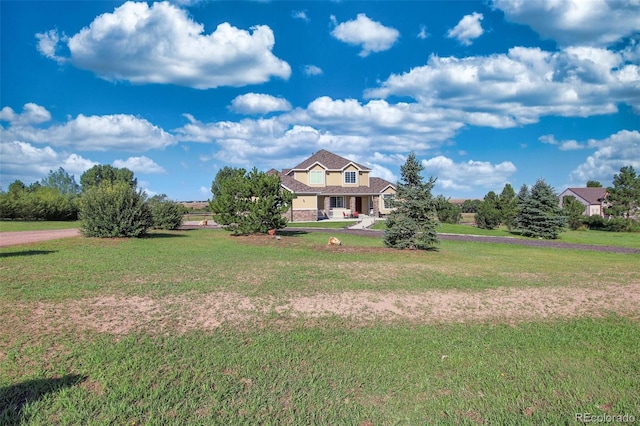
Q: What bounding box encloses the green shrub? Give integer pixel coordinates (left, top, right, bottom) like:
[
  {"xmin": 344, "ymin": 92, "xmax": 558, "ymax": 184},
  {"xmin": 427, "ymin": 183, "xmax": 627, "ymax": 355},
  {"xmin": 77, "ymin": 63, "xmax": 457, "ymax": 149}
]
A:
[
  {"xmin": 148, "ymin": 195, "xmax": 185, "ymax": 230},
  {"xmin": 79, "ymin": 182, "xmax": 152, "ymax": 238},
  {"xmin": 583, "ymin": 216, "xmax": 640, "ymax": 232}
]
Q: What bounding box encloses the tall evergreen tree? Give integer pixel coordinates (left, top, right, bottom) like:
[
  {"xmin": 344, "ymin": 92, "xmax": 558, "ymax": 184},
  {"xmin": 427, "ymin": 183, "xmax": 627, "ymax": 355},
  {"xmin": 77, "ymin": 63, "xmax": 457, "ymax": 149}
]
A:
[
  {"xmin": 606, "ymin": 165, "xmax": 640, "ymax": 218},
  {"xmin": 383, "ymin": 152, "xmax": 439, "ymax": 250},
  {"xmin": 498, "ymin": 183, "xmax": 518, "ymax": 230},
  {"xmin": 516, "ymin": 179, "xmax": 566, "ymax": 239}
]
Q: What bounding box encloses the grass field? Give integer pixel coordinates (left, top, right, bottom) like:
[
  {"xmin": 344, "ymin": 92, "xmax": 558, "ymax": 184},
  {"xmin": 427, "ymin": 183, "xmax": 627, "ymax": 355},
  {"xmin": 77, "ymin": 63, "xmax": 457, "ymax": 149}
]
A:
[{"xmin": 1, "ymin": 227, "xmax": 639, "ymax": 424}]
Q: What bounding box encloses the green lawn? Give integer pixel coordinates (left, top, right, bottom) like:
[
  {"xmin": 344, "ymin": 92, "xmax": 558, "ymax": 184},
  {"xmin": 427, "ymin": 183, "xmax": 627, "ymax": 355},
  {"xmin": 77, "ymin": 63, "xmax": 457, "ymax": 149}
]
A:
[{"xmin": 1, "ymin": 229, "xmax": 639, "ymax": 424}]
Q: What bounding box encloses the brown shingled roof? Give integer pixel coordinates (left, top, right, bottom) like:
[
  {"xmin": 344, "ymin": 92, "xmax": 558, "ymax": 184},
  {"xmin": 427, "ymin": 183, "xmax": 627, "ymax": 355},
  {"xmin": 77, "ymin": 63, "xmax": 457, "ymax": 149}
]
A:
[
  {"xmin": 291, "ymin": 149, "xmax": 371, "ymax": 171},
  {"xmin": 565, "ymin": 187, "xmax": 607, "ymax": 204},
  {"xmin": 278, "ymin": 173, "xmax": 318, "ymax": 194}
]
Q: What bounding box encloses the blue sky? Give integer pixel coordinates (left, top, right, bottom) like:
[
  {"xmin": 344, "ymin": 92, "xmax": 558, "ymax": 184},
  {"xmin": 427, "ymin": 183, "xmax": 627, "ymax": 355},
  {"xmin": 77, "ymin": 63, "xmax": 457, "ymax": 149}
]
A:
[{"xmin": 1, "ymin": 0, "xmax": 639, "ymax": 201}]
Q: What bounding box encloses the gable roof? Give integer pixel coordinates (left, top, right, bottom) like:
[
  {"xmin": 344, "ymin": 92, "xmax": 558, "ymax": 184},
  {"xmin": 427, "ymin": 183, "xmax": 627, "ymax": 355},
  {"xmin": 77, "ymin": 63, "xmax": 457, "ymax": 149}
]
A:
[
  {"xmin": 290, "ymin": 149, "xmax": 371, "ymax": 172},
  {"xmin": 563, "ymin": 187, "xmax": 607, "ymax": 205}
]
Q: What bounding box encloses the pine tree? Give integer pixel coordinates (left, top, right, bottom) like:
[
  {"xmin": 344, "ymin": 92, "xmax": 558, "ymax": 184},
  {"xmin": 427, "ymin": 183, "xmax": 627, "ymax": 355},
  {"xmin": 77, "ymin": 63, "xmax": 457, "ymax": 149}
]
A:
[
  {"xmin": 498, "ymin": 183, "xmax": 518, "ymax": 230},
  {"xmin": 209, "ymin": 167, "xmax": 292, "ymax": 235},
  {"xmin": 475, "ymin": 191, "xmax": 501, "ymax": 230},
  {"xmin": 383, "ymin": 152, "xmax": 439, "ymax": 250},
  {"xmin": 606, "ymin": 166, "xmax": 640, "ymax": 218},
  {"xmin": 516, "ymin": 179, "xmax": 566, "ymax": 239}
]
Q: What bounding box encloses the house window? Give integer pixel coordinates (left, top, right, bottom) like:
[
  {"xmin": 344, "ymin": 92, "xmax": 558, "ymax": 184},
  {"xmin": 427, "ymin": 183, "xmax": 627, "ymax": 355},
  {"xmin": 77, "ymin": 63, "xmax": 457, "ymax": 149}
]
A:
[
  {"xmin": 383, "ymin": 194, "xmax": 395, "ymax": 209},
  {"xmin": 344, "ymin": 171, "xmax": 357, "ymax": 184},
  {"xmin": 309, "ymin": 170, "xmax": 324, "ymax": 185},
  {"xmin": 330, "ymin": 196, "xmax": 344, "ymax": 208}
]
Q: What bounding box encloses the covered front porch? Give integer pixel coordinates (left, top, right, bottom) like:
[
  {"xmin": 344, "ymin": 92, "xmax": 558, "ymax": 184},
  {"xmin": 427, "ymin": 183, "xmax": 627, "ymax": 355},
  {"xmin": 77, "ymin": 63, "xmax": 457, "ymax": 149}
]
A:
[{"xmin": 316, "ymin": 194, "xmax": 379, "ymax": 220}]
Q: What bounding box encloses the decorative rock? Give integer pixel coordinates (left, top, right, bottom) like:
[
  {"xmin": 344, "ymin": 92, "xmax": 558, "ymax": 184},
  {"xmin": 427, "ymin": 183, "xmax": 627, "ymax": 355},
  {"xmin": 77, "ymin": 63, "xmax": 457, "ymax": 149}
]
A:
[{"xmin": 328, "ymin": 237, "xmax": 342, "ymax": 246}]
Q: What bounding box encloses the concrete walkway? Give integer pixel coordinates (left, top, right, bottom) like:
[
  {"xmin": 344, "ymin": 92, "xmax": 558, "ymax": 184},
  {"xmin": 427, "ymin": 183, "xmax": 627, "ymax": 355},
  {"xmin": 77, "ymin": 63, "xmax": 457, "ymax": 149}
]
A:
[{"xmin": 347, "ymin": 216, "xmax": 376, "ymax": 230}]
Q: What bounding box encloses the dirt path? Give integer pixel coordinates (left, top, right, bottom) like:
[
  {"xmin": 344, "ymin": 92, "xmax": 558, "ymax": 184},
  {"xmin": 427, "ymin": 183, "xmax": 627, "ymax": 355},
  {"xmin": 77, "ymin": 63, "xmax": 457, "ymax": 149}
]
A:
[
  {"xmin": 7, "ymin": 282, "xmax": 639, "ymax": 337},
  {"xmin": 0, "ymin": 229, "xmax": 81, "ymax": 247}
]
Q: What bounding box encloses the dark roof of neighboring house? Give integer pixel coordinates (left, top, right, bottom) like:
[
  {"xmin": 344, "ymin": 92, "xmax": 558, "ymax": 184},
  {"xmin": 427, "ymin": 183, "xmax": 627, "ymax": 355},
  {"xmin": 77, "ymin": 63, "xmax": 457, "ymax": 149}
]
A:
[
  {"xmin": 290, "ymin": 149, "xmax": 371, "ymax": 171},
  {"xmin": 563, "ymin": 187, "xmax": 607, "ymax": 204}
]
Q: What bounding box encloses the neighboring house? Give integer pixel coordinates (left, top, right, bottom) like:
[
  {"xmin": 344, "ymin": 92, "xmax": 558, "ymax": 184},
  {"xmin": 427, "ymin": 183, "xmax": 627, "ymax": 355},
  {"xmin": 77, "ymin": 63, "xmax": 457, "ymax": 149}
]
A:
[
  {"xmin": 558, "ymin": 187, "xmax": 608, "ymax": 217},
  {"xmin": 270, "ymin": 150, "xmax": 396, "ymax": 221}
]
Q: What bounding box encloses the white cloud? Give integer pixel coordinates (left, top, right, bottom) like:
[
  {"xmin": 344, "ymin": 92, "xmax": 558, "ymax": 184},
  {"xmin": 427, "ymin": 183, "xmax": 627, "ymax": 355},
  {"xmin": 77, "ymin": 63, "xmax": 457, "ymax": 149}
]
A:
[
  {"xmin": 330, "ymin": 13, "xmax": 399, "ymax": 57},
  {"xmin": 539, "ymin": 134, "xmax": 558, "ymax": 145},
  {"xmin": 422, "ymin": 155, "xmax": 517, "ymax": 192},
  {"xmin": 569, "ymin": 130, "xmax": 640, "ymax": 184},
  {"xmin": 417, "ymin": 25, "xmax": 430, "ymax": 40},
  {"xmin": 0, "ymin": 141, "xmax": 97, "ymax": 187},
  {"xmin": 39, "ymin": 1, "xmax": 290, "ymax": 89},
  {"xmin": 175, "ymin": 95, "xmax": 468, "ymax": 168},
  {"xmin": 0, "ymin": 103, "xmax": 52, "ymax": 126},
  {"xmin": 365, "ymin": 46, "xmax": 640, "ymax": 126},
  {"xmin": 303, "ymin": 65, "xmax": 323, "ymax": 76},
  {"xmin": 291, "ymin": 10, "xmax": 310, "ymax": 22},
  {"xmin": 493, "ymin": 0, "xmax": 640, "ymax": 48},
  {"xmin": 113, "ymin": 156, "xmax": 166, "ymax": 174},
  {"xmin": 35, "ymin": 29, "xmax": 66, "ymax": 63},
  {"xmin": 3, "ymin": 111, "xmax": 176, "ymax": 152},
  {"xmin": 230, "ymin": 93, "xmax": 292, "ymax": 115},
  {"xmin": 446, "ymin": 12, "xmax": 484, "ymax": 46}
]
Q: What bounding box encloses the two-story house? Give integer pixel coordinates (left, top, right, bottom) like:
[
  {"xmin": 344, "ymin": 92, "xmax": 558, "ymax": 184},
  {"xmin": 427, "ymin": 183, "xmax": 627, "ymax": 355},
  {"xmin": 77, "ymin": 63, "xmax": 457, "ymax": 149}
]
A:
[{"xmin": 271, "ymin": 150, "xmax": 396, "ymax": 222}]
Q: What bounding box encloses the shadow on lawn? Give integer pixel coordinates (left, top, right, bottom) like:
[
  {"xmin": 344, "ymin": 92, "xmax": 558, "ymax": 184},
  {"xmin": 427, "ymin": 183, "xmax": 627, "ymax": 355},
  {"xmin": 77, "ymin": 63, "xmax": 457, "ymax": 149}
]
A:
[
  {"xmin": 0, "ymin": 375, "xmax": 86, "ymax": 425},
  {"xmin": 145, "ymin": 232, "xmax": 188, "ymax": 239},
  {"xmin": 277, "ymin": 229, "xmax": 310, "ymax": 237},
  {"xmin": 0, "ymin": 250, "xmax": 57, "ymax": 258}
]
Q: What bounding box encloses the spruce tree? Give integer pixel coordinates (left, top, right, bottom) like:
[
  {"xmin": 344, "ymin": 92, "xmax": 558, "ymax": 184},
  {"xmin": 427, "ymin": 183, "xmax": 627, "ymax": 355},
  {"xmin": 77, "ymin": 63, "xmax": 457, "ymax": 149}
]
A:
[
  {"xmin": 383, "ymin": 152, "xmax": 439, "ymax": 250},
  {"xmin": 516, "ymin": 179, "xmax": 566, "ymax": 239}
]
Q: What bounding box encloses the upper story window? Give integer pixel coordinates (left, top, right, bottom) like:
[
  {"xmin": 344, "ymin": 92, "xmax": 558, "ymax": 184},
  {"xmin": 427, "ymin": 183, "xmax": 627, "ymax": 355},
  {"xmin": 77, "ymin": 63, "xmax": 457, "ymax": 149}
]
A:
[
  {"xmin": 309, "ymin": 170, "xmax": 324, "ymax": 185},
  {"xmin": 344, "ymin": 171, "xmax": 357, "ymax": 184}
]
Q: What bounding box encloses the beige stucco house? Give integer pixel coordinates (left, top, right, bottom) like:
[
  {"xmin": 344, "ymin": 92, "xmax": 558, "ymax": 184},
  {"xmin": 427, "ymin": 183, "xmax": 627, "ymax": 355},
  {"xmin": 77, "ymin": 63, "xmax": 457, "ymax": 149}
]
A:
[
  {"xmin": 558, "ymin": 187, "xmax": 608, "ymax": 217},
  {"xmin": 271, "ymin": 150, "xmax": 396, "ymax": 222}
]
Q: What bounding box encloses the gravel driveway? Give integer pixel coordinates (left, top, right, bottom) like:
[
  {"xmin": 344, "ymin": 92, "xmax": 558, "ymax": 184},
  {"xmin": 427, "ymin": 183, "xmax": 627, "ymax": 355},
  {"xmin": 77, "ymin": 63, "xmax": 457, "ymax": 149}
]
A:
[{"xmin": 0, "ymin": 229, "xmax": 81, "ymax": 247}]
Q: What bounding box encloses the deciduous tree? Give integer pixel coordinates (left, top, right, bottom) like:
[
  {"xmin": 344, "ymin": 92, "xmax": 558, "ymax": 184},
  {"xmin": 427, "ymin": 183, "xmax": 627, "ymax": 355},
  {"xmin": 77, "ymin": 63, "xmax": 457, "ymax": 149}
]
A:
[{"xmin": 80, "ymin": 165, "xmax": 137, "ymax": 192}]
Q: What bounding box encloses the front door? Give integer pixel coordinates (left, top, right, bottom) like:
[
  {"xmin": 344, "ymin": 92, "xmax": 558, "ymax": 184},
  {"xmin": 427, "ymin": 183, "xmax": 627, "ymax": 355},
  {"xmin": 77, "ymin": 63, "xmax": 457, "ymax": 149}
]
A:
[{"xmin": 355, "ymin": 197, "xmax": 362, "ymax": 214}]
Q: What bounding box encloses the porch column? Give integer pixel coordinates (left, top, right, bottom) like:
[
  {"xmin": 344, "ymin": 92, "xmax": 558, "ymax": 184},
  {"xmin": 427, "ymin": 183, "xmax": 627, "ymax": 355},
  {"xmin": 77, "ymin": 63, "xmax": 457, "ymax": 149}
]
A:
[
  {"xmin": 323, "ymin": 196, "xmax": 330, "ymax": 217},
  {"xmin": 349, "ymin": 196, "xmax": 356, "ymax": 212},
  {"xmin": 372, "ymin": 195, "xmax": 380, "ymax": 217}
]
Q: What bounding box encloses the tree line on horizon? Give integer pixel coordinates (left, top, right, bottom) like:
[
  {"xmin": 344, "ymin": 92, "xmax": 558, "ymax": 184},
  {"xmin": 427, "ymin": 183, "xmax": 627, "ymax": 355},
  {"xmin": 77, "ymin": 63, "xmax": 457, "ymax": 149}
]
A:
[
  {"xmin": 0, "ymin": 165, "xmax": 186, "ymax": 237},
  {"xmin": 2, "ymin": 161, "xmax": 638, "ymax": 241}
]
